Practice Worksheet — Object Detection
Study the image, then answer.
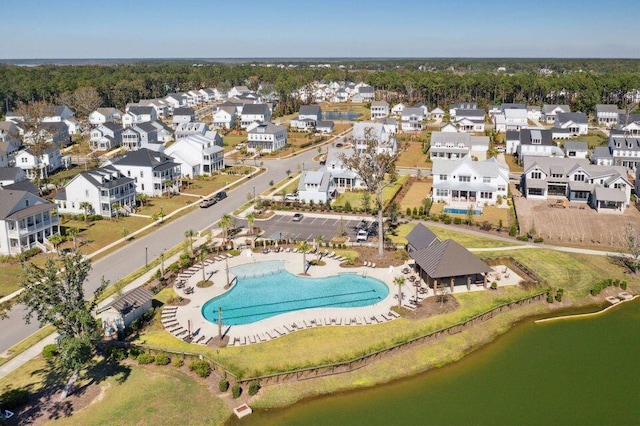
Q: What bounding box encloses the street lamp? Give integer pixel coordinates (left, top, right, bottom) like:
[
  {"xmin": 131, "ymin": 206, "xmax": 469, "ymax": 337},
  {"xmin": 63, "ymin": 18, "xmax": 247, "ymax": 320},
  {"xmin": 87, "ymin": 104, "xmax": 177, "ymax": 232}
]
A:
[
  {"xmin": 253, "ymin": 185, "xmax": 256, "ymax": 202},
  {"xmin": 145, "ymin": 246, "xmax": 148, "ymax": 267},
  {"xmin": 160, "ymin": 249, "xmax": 166, "ymax": 276}
]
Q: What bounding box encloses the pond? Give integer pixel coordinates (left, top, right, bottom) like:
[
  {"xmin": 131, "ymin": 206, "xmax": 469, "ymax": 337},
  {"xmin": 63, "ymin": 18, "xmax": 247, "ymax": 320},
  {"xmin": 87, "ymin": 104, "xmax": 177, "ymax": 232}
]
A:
[
  {"xmin": 234, "ymin": 298, "xmax": 640, "ymax": 425},
  {"xmin": 322, "ymin": 111, "xmax": 362, "ymax": 121}
]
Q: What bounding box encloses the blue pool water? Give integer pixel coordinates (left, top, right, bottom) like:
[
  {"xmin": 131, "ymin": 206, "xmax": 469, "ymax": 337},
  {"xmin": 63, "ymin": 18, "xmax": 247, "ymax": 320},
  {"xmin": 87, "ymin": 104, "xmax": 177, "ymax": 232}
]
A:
[
  {"xmin": 201, "ymin": 263, "xmax": 389, "ymax": 325},
  {"xmin": 443, "ymin": 207, "xmax": 482, "ymax": 215}
]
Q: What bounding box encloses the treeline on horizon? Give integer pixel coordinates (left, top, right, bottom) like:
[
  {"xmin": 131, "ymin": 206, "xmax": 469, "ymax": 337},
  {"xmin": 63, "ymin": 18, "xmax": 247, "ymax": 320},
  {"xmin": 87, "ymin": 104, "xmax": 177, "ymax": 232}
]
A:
[{"xmin": 1, "ymin": 58, "xmax": 639, "ymax": 116}]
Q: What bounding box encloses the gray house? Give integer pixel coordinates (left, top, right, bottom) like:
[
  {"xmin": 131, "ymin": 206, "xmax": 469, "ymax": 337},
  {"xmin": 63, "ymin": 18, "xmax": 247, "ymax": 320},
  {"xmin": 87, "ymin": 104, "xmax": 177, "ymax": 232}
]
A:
[{"xmin": 97, "ymin": 287, "xmax": 153, "ymax": 336}]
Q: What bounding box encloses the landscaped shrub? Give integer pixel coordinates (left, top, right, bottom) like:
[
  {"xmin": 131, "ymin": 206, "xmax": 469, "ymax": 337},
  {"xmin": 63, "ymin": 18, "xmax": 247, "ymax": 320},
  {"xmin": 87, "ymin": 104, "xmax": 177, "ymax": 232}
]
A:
[
  {"xmin": 517, "ymin": 235, "xmax": 529, "ymax": 241},
  {"xmin": 453, "ymin": 217, "xmax": 462, "ymax": 225},
  {"xmin": 590, "ymin": 278, "xmax": 615, "ymax": 295},
  {"xmin": 106, "ymin": 346, "xmax": 128, "ymax": 362},
  {"xmin": 509, "ymin": 224, "xmax": 518, "ymax": 237},
  {"xmin": 621, "ymin": 281, "xmax": 628, "ymax": 290},
  {"xmin": 231, "ymin": 384, "xmax": 242, "ymax": 399},
  {"xmin": 172, "ymin": 358, "xmax": 184, "ymax": 368},
  {"xmin": 0, "ymin": 388, "xmax": 30, "ymax": 410},
  {"xmin": 555, "ymin": 288, "xmax": 564, "ymax": 302},
  {"xmin": 533, "ymin": 237, "xmax": 544, "ymax": 243},
  {"xmin": 491, "ymin": 281, "xmax": 498, "ymax": 290},
  {"xmin": 219, "ymin": 379, "xmax": 230, "ymax": 392},
  {"xmin": 344, "ymin": 201, "xmax": 352, "ymax": 212},
  {"xmin": 248, "ymin": 381, "xmax": 261, "ymax": 396},
  {"xmin": 42, "ymin": 344, "xmax": 58, "ymax": 358},
  {"xmin": 412, "ymin": 207, "xmax": 418, "ymax": 216},
  {"xmin": 137, "ymin": 353, "xmax": 155, "ymax": 365},
  {"xmin": 406, "ymin": 207, "xmax": 412, "ymax": 216},
  {"xmin": 129, "ymin": 347, "xmax": 143, "ymax": 359},
  {"xmin": 189, "ymin": 359, "xmax": 212, "ymax": 377},
  {"xmin": 155, "ymin": 354, "xmax": 171, "ymax": 365},
  {"xmin": 16, "ymin": 247, "xmax": 41, "ymax": 262},
  {"xmin": 546, "ymin": 292, "xmax": 554, "ymax": 303},
  {"xmin": 442, "ymin": 216, "xmax": 452, "ymax": 225}
]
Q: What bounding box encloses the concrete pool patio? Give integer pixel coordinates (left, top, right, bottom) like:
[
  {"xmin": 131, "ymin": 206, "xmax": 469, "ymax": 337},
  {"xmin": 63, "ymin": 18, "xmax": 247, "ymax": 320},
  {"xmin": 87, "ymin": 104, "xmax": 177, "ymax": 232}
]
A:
[{"xmin": 160, "ymin": 250, "xmax": 523, "ymax": 346}]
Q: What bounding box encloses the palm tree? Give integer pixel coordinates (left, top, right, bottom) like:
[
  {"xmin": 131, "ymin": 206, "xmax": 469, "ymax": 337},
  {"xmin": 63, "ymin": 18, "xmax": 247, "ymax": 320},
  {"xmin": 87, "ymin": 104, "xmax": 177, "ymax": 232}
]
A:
[
  {"xmin": 245, "ymin": 212, "xmax": 255, "ymax": 236},
  {"xmin": 314, "ymin": 235, "xmax": 324, "ymax": 259},
  {"xmin": 48, "ymin": 234, "xmax": 64, "ymax": 255},
  {"xmin": 219, "ymin": 214, "xmax": 231, "ymax": 242},
  {"xmin": 199, "ymin": 251, "xmax": 207, "ymax": 283},
  {"xmin": 163, "ymin": 179, "xmax": 174, "ymax": 198},
  {"xmin": 67, "ymin": 227, "xmax": 79, "ymax": 250},
  {"xmin": 184, "ymin": 229, "xmax": 195, "ymax": 253},
  {"xmin": 111, "ymin": 202, "xmax": 120, "ymax": 220},
  {"xmin": 393, "ymin": 275, "xmax": 406, "ymax": 308},
  {"xmin": 79, "ymin": 202, "xmax": 92, "ymax": 223},
  {"xmin": 298, "ymin": 241, "xmax": 310, "ymax": 274},
  {"xmin": 135, "ymin": 193, "xmax": 147, "ymax": 208}
]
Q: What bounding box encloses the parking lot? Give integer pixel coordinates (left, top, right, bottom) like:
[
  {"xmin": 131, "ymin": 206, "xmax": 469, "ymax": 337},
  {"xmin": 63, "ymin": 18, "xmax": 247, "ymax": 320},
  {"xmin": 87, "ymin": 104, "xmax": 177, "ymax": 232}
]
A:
[{"xmin": 236, "ymin": 213, "xmax": 378, "ymax": 243}]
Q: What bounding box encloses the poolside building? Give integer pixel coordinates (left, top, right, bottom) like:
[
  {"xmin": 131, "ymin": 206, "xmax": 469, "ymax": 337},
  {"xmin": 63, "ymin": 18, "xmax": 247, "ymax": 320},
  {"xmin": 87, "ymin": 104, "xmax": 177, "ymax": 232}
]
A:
[{"xmin": 406, "ymin": 223, "xmax": 491, "ymax": 291}]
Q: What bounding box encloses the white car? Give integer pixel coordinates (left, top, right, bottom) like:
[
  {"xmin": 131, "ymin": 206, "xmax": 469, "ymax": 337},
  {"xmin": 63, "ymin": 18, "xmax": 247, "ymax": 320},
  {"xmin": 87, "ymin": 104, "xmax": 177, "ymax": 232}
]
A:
[
  {"xmin": 285, "ymin": 193, "xmax": 298, "ymax": 201},
  {"xmin": 356, "ymin": 229, "xmax": 368, "ymax": 242}
]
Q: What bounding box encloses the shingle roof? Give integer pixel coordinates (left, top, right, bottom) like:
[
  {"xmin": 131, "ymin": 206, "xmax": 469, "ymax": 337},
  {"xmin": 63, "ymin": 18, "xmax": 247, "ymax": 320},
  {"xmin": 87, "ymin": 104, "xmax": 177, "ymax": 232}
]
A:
[
  {"xmin": 173, "ymin": 107, "xmax": 195, "ymax": 116},
  {"xmin": 556, "ymin": 112, "xmax": 588, "ymax": 124},
  {"xmin": 564, "ymin": 141, "xmax": 588, "ymax": 151},
  {"xmin": 299, "ymin": 105, "xmax": 321, "ymax": 116},
  {"xmin": 242, "ymin": 104, "xmax": 269, "ymax": 115},
  {"xmin": 97, "ymin": 287, "xmax": 153, "ymax": 315},
  {"xmin": 112, "ymin": 148, "xmax": 177, "ymax": 168}
]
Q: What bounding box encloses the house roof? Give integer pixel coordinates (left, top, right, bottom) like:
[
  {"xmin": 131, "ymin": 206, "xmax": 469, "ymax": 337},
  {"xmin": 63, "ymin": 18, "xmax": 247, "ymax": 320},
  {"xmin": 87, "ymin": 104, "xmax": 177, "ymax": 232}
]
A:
[
  {"xmin": 316, "ymin": 120, "xmax": 334, "ymax": 128},
  {"xmin": 501, "ymin": 103, "xmax": 526, "ymax": 110},
  {"xmin": 594, "ymin": 186, "xmax": 627, "ymax": 203},
  {"xmin": 556, "ymin": 112, "xmax": 588, "ymax": 125},
  {"xmin": 371, "ymin": 101, "xmax": 389, "ymax": 107},
  {"xmin": 248, "ymin": 122, "xmax": 286, "ymax": 135},
  {"xmin": 406, "ymin": 222, "xmax": 439, "ymax": 252},
  {"xmin": 564, "ymin": 141, "xmax": 588, "ymax": 151},
  {"xmin": 0, "ymin": 167, "xmax": 24, "ymax": 181},
  {"xmin": 432, "ymin": 156, "xmax": 507, "ymax": 178},
  {"xmin": 520, "ymin": 128, "xmax": 554, "ymax": 146},
  {"xmin": 173, "ymin": 107, "xmax": 195, "ymax": 116},
  {"xmin": 595, "ymin": 104, "xmax": 620, "ymax": 113},
  {"xmin": 358, "ymin": 86, "xmax": 375, "ymax": 94},
  {"xmin": 299, "ymin": 105, "xmax": 321, "ymax": 116},
  {"xmin": 402, "ymin": 107, "xmax": 424, "ymax": 117},
  {"xmin": 97, "ymin": 287, "xmax": 153, "ymax": 316},
  {"xmin": 128, "ymin": 106, "xmax": 154, "ymax": 116},
  {"xmin": 455, "ymin": 108, "xmax": 485, "ymax": 118},
  {"xmin": 111, "ymin": 148, "xmax": 177, "ymax": 169},
  {"xmin": 3, "ymin": 180, "xmax": 39, "ymax": 195},
  {"xmin": 76, "ymin": 166, "xmax": 134, "ymax": 190},
  {"xmin": 542, "ymin": 104, "xmax": 571, "ymax": 114},
  {"xmin": 411, "ymin": 238, "xmax": 491, "ymax": 279},
  {"xmin": 592, "ymin": 146, "xmax": 612, "ymax": 159},
  {"xmin": 0, "ymin": 190, "xmax": 53, "ymax": 220},
  {"xmin": 242, "ymin": 103, "xmax": 269, "ymax": 115}
]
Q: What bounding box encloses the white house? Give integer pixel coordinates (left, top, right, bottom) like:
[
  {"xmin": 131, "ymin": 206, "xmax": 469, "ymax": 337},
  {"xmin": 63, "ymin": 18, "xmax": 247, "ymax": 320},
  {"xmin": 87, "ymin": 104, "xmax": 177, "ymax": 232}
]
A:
[
  {"xmin": 521, "ymin": 156, "xmax": 630, "ymax": 212},
  {"xmin": 351, "ymin": 122, "xmax": 397, "ymax": 154},
  {"xmin": 449, "ymin": 102, "xmax": 477, "ymax": 119},
  {"xmin": 541, "ymin": 104, "xmax": 571, "ymax": 123},
  {"xmin": 401, "ymin": 107, "xmax": 425, "ymax": 132},
  {"xmin": 89, "ymin": 108, "xmax": 123, "ymax": 126},
  {"xmin": 454, "ymin": 109, "xmax": 486, "ymax": 133},
  {"xmin": 106, "ymin": 148, "xmax": 180, "ymax": 197},
  {"xmin": 164, "ymin": 93, "xmax": 188, "ymax": 112},
  {"xmin": 316, "ymin": 120, "xmax": 335, "ymax": 134},
  {"xmin": 240, "ymin": 104, "xmax": 271, "ymax": 128},
  {"xmin": 370, "ymin": 101, "xmax": 389, "ymax": 120},
  {"xmin": 42, "ymin": 105, "xmax": 74, "ymax": 123},
  {"xmin": 563, "ymin": 141, "xmax": 588, "ymax": 159},
  {"xmin": 595, "ymin": 104, "xmax": 621, "ymax": 126},
  {"xmin": 213, "ymin": 106, "xmax": 236, "ymax": 129},
  {"xmin": 591, "ymin": 146, "xmax": 614, "ymax": 166},
  {"xmin": 429, "ymin": 132, "xmax": 490, "ymax": 161},
  {"xmin": 516, "ymin": 129, "xmax": 564, "ymax": 160},
  {"xmin": 172, "ymin": 107, "xmax": 195, "ymax": 128},
  {"xmin": 97, "ymin": 287, "xmax": 153, "ymax": 336},
  {"xmin": 351, "ymin": 86, "xmax": 375, "ymax": 103},
  {"xmin": 616, "ymin": 114, "xmax": 640, "ymax": 136},
  {"xmin": 122, "ymin": 122, "xmax": 163, "ymax": 152},
  {"xmin": 322, "ymin": 147, "xmax": 363, "ymax": 191},
  {"xmin": 297, "ymin": 170, "xmax": 337, "ymax": 204},
  {"xmin": 0, "ymin": 189, "xmax": 60, "ymax": 255},
  {"xmin": 527, "ymin": 106, "xmax": 542, "ymax": 121},
  {"xmin": 291, "ymin": 105, "xmax": 322, "ymax": 131},
  {"xmin": 430, "ymin": 107, "xmax": 445, "ymax": 120},
  {"xmin": 135, "ymin": 99, "xmax": 170, "ymax": 119},
  {"xmin": 247, "ymin": 122, "xmax": 287, "ymax": 153},
  {"xmin": 0, "ymin": 167, "xmax": 27, "ymax": 187},
  {"xmin": 391, "ymin": 103, "xmax": 405, "ymax": 116},
  {"xmin": 228, "ymin": 86, "xmax": 251, "ymax": 98},
  {"xmin": 608, "ymin": 135, "xmax": 640, "ymax": 171},
  {"xmin": 174, "ymin": 122, "xmax": 209, "ymax": 139},
  {"xmin": 14, "ymin": 145, "xmax": 68, "ymax": 180},
  {"xmin": 380, "ymin": 117, "xmax": 398, "ymax": 134},
  {"xmin": 122, "ymin": 106, "xmax": 157, "ymax": 128},
  {"xmin": 494, "ymin": 108, "xmax": 528, "ymax": 133},
  {"xmin": 554, "ymin": 112, "xmax": 588, "ymax": 136},
  {"xmin": 164, "ymin": 134, "xmax": 225, "ymax": 177},
  {"xmin": 431, "ymin": 157, "xmax": 509, "ymax": 207},
  {"xmin": 54, "ymin": 165, "xmax": 136, "ymax": 218},
  {"xmin": 90, "ymin": 123, "xmax": 123, "ymax": 151}
]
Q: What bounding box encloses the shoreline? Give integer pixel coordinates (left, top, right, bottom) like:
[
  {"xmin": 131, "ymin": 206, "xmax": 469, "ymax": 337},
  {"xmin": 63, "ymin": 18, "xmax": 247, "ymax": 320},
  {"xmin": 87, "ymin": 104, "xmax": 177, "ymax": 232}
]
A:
[
  {"xmin": 243, "ymin": 294, "xmax": 629, "ymax": 413},
  {"xmin": 534, "ymin": 294, "xmax": 638, "ymax": 324}
]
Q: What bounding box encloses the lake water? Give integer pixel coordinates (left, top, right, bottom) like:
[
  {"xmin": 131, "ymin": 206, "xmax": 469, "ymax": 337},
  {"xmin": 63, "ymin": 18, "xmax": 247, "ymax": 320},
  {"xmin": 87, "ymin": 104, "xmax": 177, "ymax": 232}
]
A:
[
  {"xmin": 235, "ymin": 299, "xmax": 640, "ymax": 425},
  {"xmin": 322, "ymin": 111, "xmax": 362, "ymax": 121}
]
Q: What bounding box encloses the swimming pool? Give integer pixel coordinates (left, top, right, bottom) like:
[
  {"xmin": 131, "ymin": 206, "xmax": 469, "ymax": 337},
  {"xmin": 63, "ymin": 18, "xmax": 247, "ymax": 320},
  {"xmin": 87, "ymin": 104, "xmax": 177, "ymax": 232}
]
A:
[
  {"xmin": 201, "ymin": 263, "xmax": 389, "ymax": 325},
  {"xmin": 443, "ymin": 207, "xmax": 482, "ymax": 215}
]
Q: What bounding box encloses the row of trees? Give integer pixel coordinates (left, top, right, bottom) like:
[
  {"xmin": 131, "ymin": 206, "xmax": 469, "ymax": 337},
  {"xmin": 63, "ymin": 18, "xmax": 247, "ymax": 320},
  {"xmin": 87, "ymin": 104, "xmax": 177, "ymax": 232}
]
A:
[{"xmin": 2, "ymin": 62, "xmax": 640, "ymax": 117}]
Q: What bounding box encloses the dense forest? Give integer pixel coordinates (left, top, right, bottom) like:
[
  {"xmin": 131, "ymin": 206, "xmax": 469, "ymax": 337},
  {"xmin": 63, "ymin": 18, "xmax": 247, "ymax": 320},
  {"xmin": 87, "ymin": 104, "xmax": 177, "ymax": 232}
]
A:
[{"xmin": 1, "ymin": 59, "xmax": 639, "ymax": 116}]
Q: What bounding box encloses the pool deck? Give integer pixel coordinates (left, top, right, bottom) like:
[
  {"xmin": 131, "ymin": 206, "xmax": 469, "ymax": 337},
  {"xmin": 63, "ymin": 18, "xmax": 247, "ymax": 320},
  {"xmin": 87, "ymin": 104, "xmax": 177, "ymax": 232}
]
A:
[{"xmin": 160, "ymin": 250, "xmax": 521, "ymax": 346}]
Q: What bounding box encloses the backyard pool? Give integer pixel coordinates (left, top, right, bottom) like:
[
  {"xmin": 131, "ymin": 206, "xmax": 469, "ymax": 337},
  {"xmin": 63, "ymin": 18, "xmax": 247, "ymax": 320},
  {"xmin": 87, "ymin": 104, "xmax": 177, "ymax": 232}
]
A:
[
  {"xmin": 201, "ymin": 262, "xmax": 389, "ymax": 325},
  {"xmin": 443, "ymin": 207, "xmax": 482, "ymax": 215}
]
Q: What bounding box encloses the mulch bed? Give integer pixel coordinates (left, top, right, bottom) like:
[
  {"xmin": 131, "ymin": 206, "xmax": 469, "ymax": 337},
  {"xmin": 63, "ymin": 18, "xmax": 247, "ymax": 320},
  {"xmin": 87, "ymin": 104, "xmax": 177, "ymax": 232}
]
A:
[{"xmin": 403, "ymin": 295, "xmax": 460, "ymax": 320}]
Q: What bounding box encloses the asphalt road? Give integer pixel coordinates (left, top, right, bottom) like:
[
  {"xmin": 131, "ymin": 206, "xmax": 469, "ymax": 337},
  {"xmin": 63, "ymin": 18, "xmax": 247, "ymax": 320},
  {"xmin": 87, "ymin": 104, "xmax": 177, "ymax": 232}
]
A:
[{"xmin": 0, "ymin": 148, "xmax": 323, "ymax": 353}]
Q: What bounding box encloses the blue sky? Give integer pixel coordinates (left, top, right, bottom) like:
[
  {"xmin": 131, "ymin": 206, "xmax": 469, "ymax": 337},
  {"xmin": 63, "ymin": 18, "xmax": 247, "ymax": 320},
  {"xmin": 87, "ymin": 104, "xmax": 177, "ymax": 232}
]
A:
[{"xmin": 1, "ymin": 0, "xmax": 638, "ymax": 58}]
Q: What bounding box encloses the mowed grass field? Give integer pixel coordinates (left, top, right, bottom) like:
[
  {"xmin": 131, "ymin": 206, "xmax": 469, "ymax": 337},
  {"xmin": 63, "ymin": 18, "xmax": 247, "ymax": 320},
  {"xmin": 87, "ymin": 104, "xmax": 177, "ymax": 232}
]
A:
[
  {"xmin": 399, "ymin": 179, "xmax": 432, "ymax": 210},
  {"xmin": 397, "ymin": 141, "xmax": 431, "ymax": 169}
]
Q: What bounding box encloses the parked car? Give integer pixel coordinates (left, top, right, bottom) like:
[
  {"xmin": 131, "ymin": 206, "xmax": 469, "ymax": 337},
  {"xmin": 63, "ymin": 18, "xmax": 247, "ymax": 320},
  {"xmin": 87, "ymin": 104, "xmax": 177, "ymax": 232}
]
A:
[
  {"xmin": 356, "ymin": 229, "xmax": 368, "ymax": 242},
  {"xmin": 285, "ymin": 193, "xmax": 298, "ymax": 201},
  {"xmin": 292, "ymin": 213, "xmax": 304, "ymax": 222},
  {"xmin": 200, "ymin": 198, "xmax": 216, "ymax": 208},
  {"xmin": 214, "ymin": 191, "xmax": 227, "ymax": 201}
]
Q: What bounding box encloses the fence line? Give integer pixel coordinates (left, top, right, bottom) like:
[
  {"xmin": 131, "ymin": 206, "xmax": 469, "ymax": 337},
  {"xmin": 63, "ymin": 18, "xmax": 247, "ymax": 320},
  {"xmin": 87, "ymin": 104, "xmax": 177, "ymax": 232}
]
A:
[{"xmin": 124, "ymin": 290, "xmax": 548, "ymax": 386}]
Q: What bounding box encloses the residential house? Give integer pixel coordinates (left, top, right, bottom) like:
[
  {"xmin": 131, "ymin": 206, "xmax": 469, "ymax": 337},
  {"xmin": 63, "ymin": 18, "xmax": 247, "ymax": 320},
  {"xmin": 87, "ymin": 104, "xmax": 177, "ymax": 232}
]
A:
[
  {"xmin": 432, "ymin": 157, "xmax": 509, "ymax": 206},
  {"xmin": 54, "ymin": 165, "xmax": 136, "ymax": 218},
  {"xmin": 563, "ymin": 141, "xmax": 588, "ymax": 158},
  {"xmin": 380, "ymin": 117, "xmax": 398, "ymax": 134},
  {"xmin": 413, "ymin": 102, "xmax": 429, "ymax": 117},
  {"xmin": 121, "ymin": 122, "xmax": 162, "ymax": 151},
  {"xmin": 172, "ymin": 107, "xmax": 195, "ymax": 128},
  {"xmin": 449, "ymin": 102, "xmax": 477, "ymax": 119},
  {"xmin": 454, "ymin": 109, "xmax": 486, "ymax": 133},
  {"xmin": 164, "ymin": 134, "xmax": 225, "ymax": 177},
  {"xmin": 198, "ymin": 88, "xmax": 217, "ymax": 103},
  {"xmin": 316, "ymin": 121, "xmax": 335, "ymax": 134},
  {"xmin": 608, "ymin": 135, "xmax": 640, "ymax": 170},
  {"xmin": 351, "ymin": 86, "xmax": 375, "ymax": 103},
  {"xmin": 430, "ymin": 107, "xmax": 445, "ymax": 120},
  {"xmin": 527, "ymin": 106, "xmax": 542, "ymax": 121},
  {"xmin": 521, "ymin": 156, "xmax": 630, "ymax": 212},
  {"xmin": 591, "ymin": 146, "xmax": 614, "ymax": 166},
  {"xmin": 89, "ymin": 107, "xmax": 122, "ymax": 126},
  {"xmin": 440, "ymin": 122, "xmax": 459, "ymax": 133},
  {"xmin": 297, "ymin": 170, "xmax": 337, "ymax": 204},
  {"xmin": 0, "ymin": 167, "xmax": 26, "ymax": 187},
  {"xmin": 164, "ymin": 93, "xmax": 188, "ymax": 113},
  {"xmin": 291, "ymin": 105, "xmax": 322, "ymax": 131},
  {"xmin": 331, "ymin": 89, "xmax": 349, "ymax": 103},
  {"xmin": 494, "ymin": 108, "xmax": 528, "ymax": 133},
  {"xmin": 391, "ymin": 103, "xmax": 405, "ymax": 116},
  {"xmin": 401, "ymin": 107, "xmax": 425, "ymax": 132},
  {"xmin": 370, "ymin": 101, "xmax": 389, "ymax": 120},
  {"xmin": 228, "ymin": 86, "xmax": 250, "ymax": 98},
  {"xmin": 541, "ymin": 104, "xmax": 571, "ymax": 123},
  {"xmin": 406, "ymin": 223, "xmax": 492, "ymax": 291},
  {"xmin": 186, "ymin": 91, "xmax": 203, "ymax": 106},
  {"xmin": 149, "ymin": 120, "xmax": 173, "ymax": 144},
  {"xmin": 247, "ymin": 122, "xmax": 287, "ymax": 153},
  {"xmin": 0, "ymin": 121, "xmax": 22, "ymax": 147},
  {"xmin": 174, "ymin": 122, "xmax": 209, "ymax": 139},
  {"xmin": 0, "ymin": 189, "xmax": 60, "ymax": 256},
  {"xmin": 616, "ymin": 114, "xmax": 640, "ymax": 136},
  {"xmin": 595, "ymin": 104, "xmax": 621, "ymax": 126},
  {"xmin": 135, "ymin": 99, "xmax": 170, "ymax": 119},
  {"xmin": 97, "ymin": 287, "xmax": 153, "ymax": 336},
  {"xmin": 0, "ymin": 141, "xmax": 20, "ymax": 168},
  {"xmin": 554, "ymin": 112, "xmax": 588, "ymax": 136},
  {"xmin": 122, "ymin": 106, "xmax": 157, "ymax": 128},
  {"xmin": 213, "ymin": 106, "xmax": 236, "ymax": 129},
  {"xmin": 41, "ymin": 105, "xmax": 74, "ymax": 123},
  {"xmin": 14, "ymin": 145, "xmax": 68, "ymax": 180},
  {"xmin": 515, "ymin": 129, "xmax": 564, "ymax": 160},
  {"xmin": 322, "ymin": 147, "xmax": 363, "ymax": 191},
  {"xmin": 429, "ymin": 132, "xmax": 490, "ymax": 161},
  {"xmin": 240, "ymin": 104, "xmax": 271, "ymax": 128},
  {"xmin": 23, "ymin": 122, "xmax": 70, "ymax": 147},
  {"xmin": 90, "ymin": 123, "xmax": 123, "ymax": 151},
  {"xmin": 352, "ymin": 122, "xmax": 397, "ymax": 154},
  {"xmin": 106, "ymin": 148, "xmax": 180, "ymax": 197}
]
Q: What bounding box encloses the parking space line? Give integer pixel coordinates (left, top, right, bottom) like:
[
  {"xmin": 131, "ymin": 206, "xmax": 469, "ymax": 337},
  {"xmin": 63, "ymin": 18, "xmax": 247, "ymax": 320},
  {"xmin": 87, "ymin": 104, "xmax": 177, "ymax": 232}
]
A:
[
  {"xmin": 309, "ymin": 217, "xmax": 317, "ymax": 224},
  {"xmin": 277, "ymin": 215, "xmax": 286, "ymax": 222}
]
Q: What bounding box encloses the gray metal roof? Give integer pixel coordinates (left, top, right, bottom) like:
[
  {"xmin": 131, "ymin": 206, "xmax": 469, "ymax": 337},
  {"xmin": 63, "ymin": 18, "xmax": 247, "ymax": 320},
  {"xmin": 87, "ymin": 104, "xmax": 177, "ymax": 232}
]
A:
[
  {"xmin": 595, "ymin": 104, "xmax": 620, "ymax": 113},
  {"xmin": 97, "ymin": 287, "xmax": 153, "ymax": 315},
  {"xmin": 406, "ymin": 223, "xmax": 439, "ymax": 252},
  {"xmin": 542, "ymin": 104, "xmax": 571, "ymax": 114},
  {"xmin": 411, "ymin": 239, "xmax": 491, "ymax": 279}
]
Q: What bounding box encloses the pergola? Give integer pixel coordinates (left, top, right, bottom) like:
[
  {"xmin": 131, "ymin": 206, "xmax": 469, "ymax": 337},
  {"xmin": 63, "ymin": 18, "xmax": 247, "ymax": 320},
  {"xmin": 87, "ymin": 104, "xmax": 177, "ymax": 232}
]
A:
[{"xmin": 406, "ymin": 223, "xmax": 492, "ymax": 291}]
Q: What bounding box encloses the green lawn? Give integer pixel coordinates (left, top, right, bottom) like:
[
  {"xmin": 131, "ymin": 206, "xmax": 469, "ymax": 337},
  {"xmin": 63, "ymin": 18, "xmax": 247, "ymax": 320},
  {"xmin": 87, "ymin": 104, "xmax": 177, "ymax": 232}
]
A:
[
  {"xmin": 136, "ymin": 194, "xmax": 197, "ymax": 218},
  {"xmin": 60, "ymin": 215, "xmax": 152, "ymax": 255},
  {"xmin": 333, "ymin": 175, "xmax": 408, "ymax": 211},
  {"xmin": 52, "ymin": 365, "xmax": 231, "ymax": 426},
  {"xmin": 574, "ymin": 130, "xmax": 609, "ymax": 148},
  {"xmin": 182, "ymin": 174, "xmax": 244, "ymax": 197},
  {"xmin": 388, "ymin": 222, "xmax": 516, "ymax": 248}
]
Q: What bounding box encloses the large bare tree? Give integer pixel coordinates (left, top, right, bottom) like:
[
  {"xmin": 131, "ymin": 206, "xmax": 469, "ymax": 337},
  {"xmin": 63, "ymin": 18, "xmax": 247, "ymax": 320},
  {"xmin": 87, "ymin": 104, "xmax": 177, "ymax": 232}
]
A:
[
  {"xmin": 15, "ymin": 101, "xmax": 58, "ymax": 188},
  {"xmin": 340, "ymin": 127, "xmax": 404, "ymax": 258},
  {"xmin": 624, "ymin": 224, "xmax": 640, "ymax": 272}
]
